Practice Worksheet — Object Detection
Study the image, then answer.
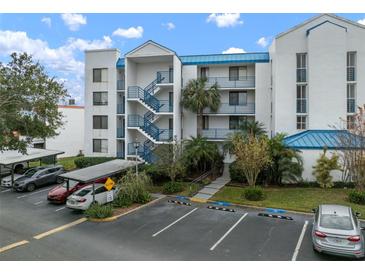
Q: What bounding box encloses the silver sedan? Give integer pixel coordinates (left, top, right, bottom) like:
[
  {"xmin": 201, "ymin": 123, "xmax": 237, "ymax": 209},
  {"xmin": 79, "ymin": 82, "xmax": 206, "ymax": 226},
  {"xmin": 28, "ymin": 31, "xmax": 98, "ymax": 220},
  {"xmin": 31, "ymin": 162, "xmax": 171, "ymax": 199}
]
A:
[{"xmin": 312, "ymin": 204, "xmax": 365, "ymax": 259}]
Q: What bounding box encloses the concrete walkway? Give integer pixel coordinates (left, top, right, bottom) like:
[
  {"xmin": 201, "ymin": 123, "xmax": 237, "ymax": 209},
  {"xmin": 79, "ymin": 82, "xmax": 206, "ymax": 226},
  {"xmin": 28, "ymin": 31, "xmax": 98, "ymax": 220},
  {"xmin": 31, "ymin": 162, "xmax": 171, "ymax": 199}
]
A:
[{"xmin": 191, "ymin": 164, "xmax": 230, "ymax": 202}]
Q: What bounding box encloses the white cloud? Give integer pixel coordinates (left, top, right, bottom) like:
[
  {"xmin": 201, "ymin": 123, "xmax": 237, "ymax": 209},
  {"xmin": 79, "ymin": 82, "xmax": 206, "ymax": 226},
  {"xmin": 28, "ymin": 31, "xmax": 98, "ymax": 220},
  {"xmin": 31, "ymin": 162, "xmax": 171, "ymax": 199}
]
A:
[
  {"xmin": 207, "ymin": 13, "xmax": 243, "ymax": 28},
  {"xmin": 358, "ymin": 18, "xmax": 365, "ymax": 25},
  {"xmin": 61, "ymin": 13, "xmax": 87, "ymax": 31},
  {"xmin": 112, "ymin": 26, "xmax": 143, "ymax": 39},
  {"xmin": 162, "ymin": 22, "xmax": 175, "ymax": 30},
  {"xmin": 41, "ymin": 17, "xmax": 51, "ymax": 28},
  {"xmin": 222, "ymin": 47, "xmax": 246, "ymax": 54},
  {"xmin": 256, "ymin": 36, "xmax": 269, "ymax": 48},
  {"xmin": 0, "ymin": 30, "xmax": 113, "ymax": 104}
]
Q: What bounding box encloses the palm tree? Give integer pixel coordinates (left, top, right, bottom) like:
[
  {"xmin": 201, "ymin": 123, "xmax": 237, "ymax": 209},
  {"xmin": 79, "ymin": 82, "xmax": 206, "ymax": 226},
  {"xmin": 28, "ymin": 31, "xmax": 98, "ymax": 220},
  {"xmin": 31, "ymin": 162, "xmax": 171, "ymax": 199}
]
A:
[
  {"xmin": 239, "ymin": 120, "xmax": 267, "ymax": 137},
  {"xmin": 181, "ymin": 78, "xmax": 220, "ymax": 136},
  {"xmin": 183, "ymin": 136, "xmax": 220, "ymax": 172}
]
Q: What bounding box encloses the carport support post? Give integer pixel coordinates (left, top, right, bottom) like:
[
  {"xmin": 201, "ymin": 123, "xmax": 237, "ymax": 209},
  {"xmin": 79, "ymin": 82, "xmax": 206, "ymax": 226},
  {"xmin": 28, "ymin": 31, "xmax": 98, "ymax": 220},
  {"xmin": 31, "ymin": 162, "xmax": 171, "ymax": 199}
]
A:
[
  {"xmin": 92, "ymin": 182, "xmax": 95, "ymax": 203},
  {"xmin": 66, "ymin": 178, "xmax": 69, "ymax": 192},
  {"xmin": 11, "ymin": 163, "xmax": 14, "ymax": 187}
]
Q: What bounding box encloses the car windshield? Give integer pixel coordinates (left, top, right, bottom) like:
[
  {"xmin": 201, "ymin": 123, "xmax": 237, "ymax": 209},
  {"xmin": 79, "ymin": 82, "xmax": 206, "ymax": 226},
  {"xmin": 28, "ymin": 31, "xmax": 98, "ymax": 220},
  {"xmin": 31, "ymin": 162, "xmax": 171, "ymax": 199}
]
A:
[
  {"xmin": 61, "ymin": 180, "xmax": 79, "ymax": 189},
  {"xmin": 320, "ymin": 214, "xmax": 353, "ymax": 230},
  {"xmin": 76, "ymin": 189, "xmax": 91, "ymax": 197},
  {"xmin": 24, "ymin": 169, "xmax": 38, "ymax": 178}
]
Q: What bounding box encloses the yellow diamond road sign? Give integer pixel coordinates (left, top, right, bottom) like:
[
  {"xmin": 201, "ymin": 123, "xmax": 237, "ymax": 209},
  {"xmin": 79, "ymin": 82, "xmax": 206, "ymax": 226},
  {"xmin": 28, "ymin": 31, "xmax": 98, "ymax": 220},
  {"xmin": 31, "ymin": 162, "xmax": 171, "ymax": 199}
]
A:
[{"xmin": 104, "ymin": 177, "xmax": 115, "ymax": 191}]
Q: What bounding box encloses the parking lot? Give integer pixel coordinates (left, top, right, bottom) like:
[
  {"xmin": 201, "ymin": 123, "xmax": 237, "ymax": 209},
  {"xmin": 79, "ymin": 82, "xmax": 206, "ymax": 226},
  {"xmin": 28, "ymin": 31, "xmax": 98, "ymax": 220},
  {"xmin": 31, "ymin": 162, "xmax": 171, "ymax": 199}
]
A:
[{"xmin": 2, "ymin": 185, "xmax": 363, "ymax": 261}]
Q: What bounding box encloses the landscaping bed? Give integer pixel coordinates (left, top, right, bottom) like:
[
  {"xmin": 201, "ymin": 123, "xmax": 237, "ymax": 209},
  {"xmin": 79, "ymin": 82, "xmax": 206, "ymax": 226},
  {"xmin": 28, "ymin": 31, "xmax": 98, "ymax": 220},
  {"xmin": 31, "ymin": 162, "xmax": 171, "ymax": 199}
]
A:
[
  {"xmin": 212, "ymin": 186, "xmax": 365, "ymax": 217},
  {"xmin": 147, "ymin": 181, "xmax": 203, "ymax": 197}
]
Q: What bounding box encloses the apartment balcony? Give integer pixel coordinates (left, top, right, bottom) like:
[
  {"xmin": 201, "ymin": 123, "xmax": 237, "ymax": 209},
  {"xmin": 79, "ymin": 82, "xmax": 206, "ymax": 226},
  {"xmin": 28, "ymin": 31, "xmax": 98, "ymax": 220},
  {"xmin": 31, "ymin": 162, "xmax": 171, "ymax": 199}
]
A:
[
  {"xmin": 117, "ymin": 128, "xmax": 125, "ymax": 138},
  {"xmin": 117, "ymin": 79, "xmax": 125, "ymax": 90},
  {"xmin": 203, "ymin": 76, "xmax": 255, "ymax": 89},
  {"xmin": 203, "ymin": 103, "xmax": 255, "ymax": 115},
  {"xmin": 157, "ymin": 71, "xmax": 173, "ymax": 84},
  {"xmin": 202, "ymin": 128, "xmax": 239, "ymax": 140},
  {"xmin": 117, "ymin": 103, "xmax": 125, "ymax": 114}
]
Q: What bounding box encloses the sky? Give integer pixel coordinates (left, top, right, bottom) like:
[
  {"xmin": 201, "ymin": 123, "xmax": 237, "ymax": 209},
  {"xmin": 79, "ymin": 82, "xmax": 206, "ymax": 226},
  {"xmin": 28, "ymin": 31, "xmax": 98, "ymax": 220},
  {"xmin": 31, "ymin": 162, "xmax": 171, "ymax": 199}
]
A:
[{"xmin": 0, "ymin": 13, "xmax": 364, "ymax": 105}]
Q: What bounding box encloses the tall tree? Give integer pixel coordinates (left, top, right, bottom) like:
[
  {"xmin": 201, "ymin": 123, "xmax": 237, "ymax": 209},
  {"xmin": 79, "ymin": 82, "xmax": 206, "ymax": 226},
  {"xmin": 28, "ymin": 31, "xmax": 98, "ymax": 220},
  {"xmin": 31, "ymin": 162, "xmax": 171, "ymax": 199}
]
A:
[
  {"xmin": 0, "ymin": 52, "xmax": 68, "ymax": 153},
  {"xmin": 181, "ymin": 78, "xmax": 220, "ymax": 136}
]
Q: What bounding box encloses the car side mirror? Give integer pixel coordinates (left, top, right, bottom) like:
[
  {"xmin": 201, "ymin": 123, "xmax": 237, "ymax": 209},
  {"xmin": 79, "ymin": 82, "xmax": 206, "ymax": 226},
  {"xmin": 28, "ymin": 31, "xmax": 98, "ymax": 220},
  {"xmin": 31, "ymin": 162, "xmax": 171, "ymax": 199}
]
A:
[
  {"xmin": 311, "ymin": 208, "xmax": 316, "ymax": 213},
  {"xmin": 355, "ymin": 212, "xmax": 361, "ymax": 217}
]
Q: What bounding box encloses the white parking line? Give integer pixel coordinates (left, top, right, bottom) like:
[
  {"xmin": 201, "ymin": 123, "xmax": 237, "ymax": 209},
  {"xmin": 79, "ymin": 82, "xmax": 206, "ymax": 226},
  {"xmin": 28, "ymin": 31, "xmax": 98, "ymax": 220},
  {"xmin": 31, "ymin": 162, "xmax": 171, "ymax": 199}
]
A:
[
  {"xmin": 34, "ymin": 201, "xmax": 43, "ymax": 205},
  {"xmin": 291, "ymin": 220, "xmax": 309, "ymax": 261},
  {"xmin": 152, "ymin": 207, "xmax": 198, "ymax": 237},
  {"xmin": 210, "ymin": 213, "xmax": 248, "ymax": 251},
  {"xmin": 16, "ymin": 187, "xmax": 54, "ymax": 199},
  {"xmin": 55, "ymin": 207, "xmax": 66, "ymax": 212},
  {"xmin": 1, "ymin": 189, "xmax": 11, "ymax": 193}
]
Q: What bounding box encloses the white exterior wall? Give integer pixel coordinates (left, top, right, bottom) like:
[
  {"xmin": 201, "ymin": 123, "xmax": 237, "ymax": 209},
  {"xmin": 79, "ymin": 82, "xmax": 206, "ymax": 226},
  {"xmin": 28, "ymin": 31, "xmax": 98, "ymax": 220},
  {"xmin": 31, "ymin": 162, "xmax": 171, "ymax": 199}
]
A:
[
  {"xmin": 84, "ymin": 49, "xmax": 120, "ymax": 157},
  {"xmin": 182, "ymin": 65, "xmax": 198, "ymax": 139},
  {"xmin": 255, "ymin": 63, "xmax": 272, "ymax": 134},
  {"xmin": 45, "ymin": 106, "xmax": 84, "ymax": 158},
  {"xmin": 271, "ymin": 14, "xmax": 365, "ymax": 135}
]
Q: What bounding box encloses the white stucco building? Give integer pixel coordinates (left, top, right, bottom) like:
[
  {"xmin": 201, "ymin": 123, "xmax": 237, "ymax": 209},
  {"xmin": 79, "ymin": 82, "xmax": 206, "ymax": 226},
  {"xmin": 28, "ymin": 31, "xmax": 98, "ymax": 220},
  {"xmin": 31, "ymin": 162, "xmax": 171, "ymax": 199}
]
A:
[
  {"xmin": 84, "ymin": 14, "xmax": 365, "ymax": 181},
  {"xmin": 32, "ymin": 105, "xmax": 85, "ymax": 158}
]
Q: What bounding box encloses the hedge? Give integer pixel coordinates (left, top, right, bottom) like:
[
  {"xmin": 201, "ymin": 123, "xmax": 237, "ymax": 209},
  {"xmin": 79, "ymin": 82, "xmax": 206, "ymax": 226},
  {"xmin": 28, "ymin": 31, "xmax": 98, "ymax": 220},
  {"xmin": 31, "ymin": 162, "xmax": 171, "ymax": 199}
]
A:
[{"xmin": 74, "ymin": 157, "xmax": 115, "ymax": 169}]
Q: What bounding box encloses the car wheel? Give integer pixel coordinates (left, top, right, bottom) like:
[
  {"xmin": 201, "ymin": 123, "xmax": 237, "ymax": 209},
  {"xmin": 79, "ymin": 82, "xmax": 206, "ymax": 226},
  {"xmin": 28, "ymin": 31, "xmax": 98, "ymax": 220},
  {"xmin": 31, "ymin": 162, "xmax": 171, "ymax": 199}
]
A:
[{"xmin": 26, "ymin": 183, "xmax": 36, "ymax": 192}]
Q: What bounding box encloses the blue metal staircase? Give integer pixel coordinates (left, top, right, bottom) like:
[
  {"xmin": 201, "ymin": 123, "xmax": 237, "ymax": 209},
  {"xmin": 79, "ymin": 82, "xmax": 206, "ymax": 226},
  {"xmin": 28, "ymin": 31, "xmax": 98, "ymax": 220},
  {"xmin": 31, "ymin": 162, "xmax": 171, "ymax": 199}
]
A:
[{"xmin": 127, "ymin": 140, "xmax": 157, "ymax": 163}]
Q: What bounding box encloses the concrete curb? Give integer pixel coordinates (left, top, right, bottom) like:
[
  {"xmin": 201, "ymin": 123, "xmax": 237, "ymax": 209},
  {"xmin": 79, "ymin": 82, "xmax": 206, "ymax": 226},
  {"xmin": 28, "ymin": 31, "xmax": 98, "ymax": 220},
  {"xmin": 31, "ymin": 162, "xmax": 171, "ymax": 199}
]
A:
[{"xmin": 88, "ymin": 196, "xmax": 166, "ymax": 223}]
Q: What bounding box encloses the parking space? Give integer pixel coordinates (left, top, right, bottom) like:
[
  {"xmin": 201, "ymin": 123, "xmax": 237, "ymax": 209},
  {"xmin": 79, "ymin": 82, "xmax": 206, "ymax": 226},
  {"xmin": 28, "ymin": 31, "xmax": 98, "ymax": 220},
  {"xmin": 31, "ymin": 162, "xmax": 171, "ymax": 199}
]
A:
[{"xmin": 1, "ymin": 196, "xmax": 364, "ymax": 260}]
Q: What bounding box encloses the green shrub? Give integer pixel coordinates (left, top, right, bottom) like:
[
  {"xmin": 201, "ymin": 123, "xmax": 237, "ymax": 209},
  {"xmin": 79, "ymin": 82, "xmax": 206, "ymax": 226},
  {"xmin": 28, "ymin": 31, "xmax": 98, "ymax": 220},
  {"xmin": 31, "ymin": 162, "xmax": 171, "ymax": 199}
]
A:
[
  {"xmin": 74, "ymin": 157, "xmax": 114, "ymax": 169},
  {"xmin": 162, "ymin": 181, "xmax": 184, "ymax": 194},
  {"xmin": 202, "ymin": 178, "xmax": 211, "ymax": 185},
  {"xmin": 312, "ymin": 149, "xmax": 341, "ymax": 188},
  {"xmin": 85, "ymin": 203, "xmax": 113, "ymax": 219},
  {"xmin": 348, "ymin": 190, "xmax": 365, "ymax": 205},
  {"xmin": 141, "ymin": 164, "xmax": 169, "ymax": 185},
  {"xmin": 229, "ymin": 161, "xmax": 246, "ymax": 183},
  {"xmin": 112, "ymin": 192, "xmax": 133, "ymax": 207},
  {"xmin": 116, "ymin": 170, "xmax": 152, "ymax": 205},
  {"xmin": 243, "ymin": 187, "xmax": 265, "ymax": 201}
]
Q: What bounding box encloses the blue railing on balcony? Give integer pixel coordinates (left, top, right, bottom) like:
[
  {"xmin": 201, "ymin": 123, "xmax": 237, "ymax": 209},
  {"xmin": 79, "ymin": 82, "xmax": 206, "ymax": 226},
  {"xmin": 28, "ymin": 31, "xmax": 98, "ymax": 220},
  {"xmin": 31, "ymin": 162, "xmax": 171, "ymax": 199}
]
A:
[
  {"xmin": 157, "ymin": 71, "xmax": 173, "ymax": 84},
  {"xmin": 128, "ymin": 86, "xmax": 173, "ymax": 113},
  {"xmin": 202, "ymin": 128, "xmax": 239, "ymax": 140},
  {"xmin": 203, "ymin": 103, "xmax": 255, "ymax": 115},
  {"xmin": 117, "ymin": 103, "xmax": 125, "ymax": 114},
  {"xmin": 127, "ymin": 142, "xmax": 157, "ymax": 163},
  {"xmin": 117, "ymin": 79, "xmax": 125, "ymax": 90},
  {"xmin": 202, "ymin": 76, "xmax": 255, "ymax": 89},
  {"xmin": 117, "ymin": 128, "xmax": 125, "ymax": 138}
]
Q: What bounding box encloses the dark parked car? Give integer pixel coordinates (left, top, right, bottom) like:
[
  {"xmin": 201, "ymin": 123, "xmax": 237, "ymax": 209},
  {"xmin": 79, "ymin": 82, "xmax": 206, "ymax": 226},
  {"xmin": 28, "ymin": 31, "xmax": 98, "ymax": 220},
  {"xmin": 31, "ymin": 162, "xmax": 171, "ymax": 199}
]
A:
[
  {"xmin": 47, "ymin": 177, "xmax": 107, "ymax": 204},
  {"xmin": 13, "ymin": 165, "xmax": 65, "ymax": 192}
]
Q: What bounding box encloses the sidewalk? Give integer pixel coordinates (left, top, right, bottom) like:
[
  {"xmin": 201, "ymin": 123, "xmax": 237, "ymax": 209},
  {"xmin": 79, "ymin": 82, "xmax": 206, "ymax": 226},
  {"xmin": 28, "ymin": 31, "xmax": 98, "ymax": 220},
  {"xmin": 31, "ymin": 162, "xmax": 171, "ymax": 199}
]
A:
[{"xmin": 191, "ymin": 164, "xmax": 230, "ymax": 202}]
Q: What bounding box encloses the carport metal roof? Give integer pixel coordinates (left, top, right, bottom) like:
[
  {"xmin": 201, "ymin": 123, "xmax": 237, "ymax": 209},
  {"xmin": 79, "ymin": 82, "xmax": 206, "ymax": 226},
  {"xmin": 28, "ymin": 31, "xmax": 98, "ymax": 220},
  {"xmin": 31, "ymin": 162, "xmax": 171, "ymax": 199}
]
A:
[
  {"xmin": 58, "ymin": 159, "xmax": 137, "ymax": 183},
  {"xmin": 0, "ymin": 148, "xmax": 64, "ymax": 166}
]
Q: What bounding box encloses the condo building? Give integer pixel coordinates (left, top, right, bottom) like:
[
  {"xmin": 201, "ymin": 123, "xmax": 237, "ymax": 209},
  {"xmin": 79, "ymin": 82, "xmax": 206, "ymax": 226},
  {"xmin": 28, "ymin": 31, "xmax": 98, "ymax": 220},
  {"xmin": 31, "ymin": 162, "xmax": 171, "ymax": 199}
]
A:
[{"xmin": 84, "ymin": 14, "xmax": 365, "ymax": 181}]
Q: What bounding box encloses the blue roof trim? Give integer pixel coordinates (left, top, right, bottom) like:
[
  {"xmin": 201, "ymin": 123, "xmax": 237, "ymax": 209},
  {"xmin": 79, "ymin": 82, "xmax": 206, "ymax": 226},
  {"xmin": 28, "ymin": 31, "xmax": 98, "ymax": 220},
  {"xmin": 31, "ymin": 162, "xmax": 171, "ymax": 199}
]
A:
[
  {"xmin": 284, "ymin": 130, "xmax": 364, "ymax": 150},
  {"xmin": 306, "ymin": 20, "xmax": 347, "ymax": 36},
  {"xmin": 116, "ymin": 52, "xmax": 270, "ymax": 67}
]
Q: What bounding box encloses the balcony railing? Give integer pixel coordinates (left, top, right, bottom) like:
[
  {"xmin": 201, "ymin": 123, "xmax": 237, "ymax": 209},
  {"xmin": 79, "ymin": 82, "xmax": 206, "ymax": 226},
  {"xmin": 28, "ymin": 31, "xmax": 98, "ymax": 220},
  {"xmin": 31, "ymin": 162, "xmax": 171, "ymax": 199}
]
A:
[
  {"xmin": 117, "ymin": 103, "xmax": 125, "ymax": 114},
  {"xmin": 203, "ymin": 103, "xmax": 255, "ymax": 115},
  {"xmin": 202, "ymin": 76, "xmax": 255, "ymax": 89},
  {"xmin": 117, "ymin": 80, "xmax": 125, "ymax": 90},
  {"xmin": 202, "ymin": 128, "xmax": 239, "ymax": 140},
  {"xmin": 117, "ymin": 128, "xmax": 125, "ymax": 138},
  {"xmin": 157, "ymin": 71, "xmax": 173, "ymax": 84}
]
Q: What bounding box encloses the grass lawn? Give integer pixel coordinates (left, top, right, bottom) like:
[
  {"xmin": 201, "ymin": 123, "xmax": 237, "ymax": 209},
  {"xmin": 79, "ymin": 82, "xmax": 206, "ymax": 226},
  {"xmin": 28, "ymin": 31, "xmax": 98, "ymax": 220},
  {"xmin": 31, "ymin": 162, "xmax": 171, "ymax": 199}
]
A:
[
  {"xmin": 212, "ymin": 186, "xmax": 365, "ymax": 217},
  {"xmin": 29, "ymin": 156, "xmax": 83, "ymax": 171}
]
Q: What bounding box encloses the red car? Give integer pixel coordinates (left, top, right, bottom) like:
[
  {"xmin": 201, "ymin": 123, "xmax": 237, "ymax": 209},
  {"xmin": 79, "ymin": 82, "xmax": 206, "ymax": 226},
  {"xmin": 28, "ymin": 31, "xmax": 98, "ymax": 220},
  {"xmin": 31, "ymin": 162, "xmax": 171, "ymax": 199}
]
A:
[{"xmin": 47, "ymin": 177, "xmax": 107, "ymax": 204}]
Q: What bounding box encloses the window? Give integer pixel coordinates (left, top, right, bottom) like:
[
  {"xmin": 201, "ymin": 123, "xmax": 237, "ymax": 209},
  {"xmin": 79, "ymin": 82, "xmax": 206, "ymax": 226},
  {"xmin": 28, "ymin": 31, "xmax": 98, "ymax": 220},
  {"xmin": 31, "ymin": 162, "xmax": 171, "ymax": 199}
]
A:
[
  {"xmin": 202, "ymin": 116, "xmax": 209, "ymax": 130},
  {"xmin": 93, "ymin": 139, "xmax": 108, "ymax": 153},
  {"xmin": 347, "ymin": 84, "xmax": 356, "ymax": 113},
  {"xmin": 347, "ymin": 115, "xmax": 355, "ymax": 130},
  {"xmin": 296, "ymin": 85, "xmax": 307, "ymax": 113},
  {"xmin": 93, "ymin": 92, "xmax": 108, "ymax": 106},
  {"xmin": 200, "ymin": 67, "xmax": 209, "ymax": 79},
  {"xmin": 229, "ymin": 66, "xmax": 247, "ymax": 81},
  {"xmin": 229, "ymin": 116, "xmax": 247, "ymax": 130},
  {"xmin": 347, "ymin": 52, "xmax": 356, "ymax": 81},
  {"xmin": 296, "ymin": 115, "xmax": 307, "ymax": 130},
  {"xmin": 94, "ymin": 186, "xmax": 107, "ymax": 195},
  {"xmin": 320, "ymin": 214, "xmax": 353, "ymax": 230},
  {"xmin": 296, "ymin": 53, "xmax": 307, "ymax": 82},
  {"xmin": 93, "ymin": 68, "xmax": 108, "ymax": 82},
  {"xmin": 229, "ymin": 91, "xmax": 247, "ymax": 105},
  {"xmin": 169, "ymin": 118, "xmax": 173, "ymax": 130},
  {"xmin": 93, "ymin": 116, "xmax": 108, "ymax": 129}
]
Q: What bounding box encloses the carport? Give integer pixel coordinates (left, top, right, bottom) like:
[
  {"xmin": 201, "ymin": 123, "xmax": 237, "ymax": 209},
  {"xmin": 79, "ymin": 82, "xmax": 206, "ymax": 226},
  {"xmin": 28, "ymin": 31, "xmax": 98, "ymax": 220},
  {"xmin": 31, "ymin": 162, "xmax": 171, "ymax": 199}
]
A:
[
  {"xmin": 0, "ymin": 148, "xmax": 64, "ymax": 186},
  {"xmin": 57, "ymin": 159, "xmax": 138, "ymax": 201}
]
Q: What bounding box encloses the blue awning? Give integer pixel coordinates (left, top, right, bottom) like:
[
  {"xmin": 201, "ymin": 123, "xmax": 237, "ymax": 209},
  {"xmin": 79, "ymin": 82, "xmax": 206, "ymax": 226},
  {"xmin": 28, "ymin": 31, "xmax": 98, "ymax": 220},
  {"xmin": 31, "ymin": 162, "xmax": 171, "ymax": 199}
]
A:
[
  {"xmin": 284, "ymin": 130, "xmax": 364, "ymax": 150},
  {"xmin": 116, "ymin": 58, "xmax": 125, "ymax": 68}
]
